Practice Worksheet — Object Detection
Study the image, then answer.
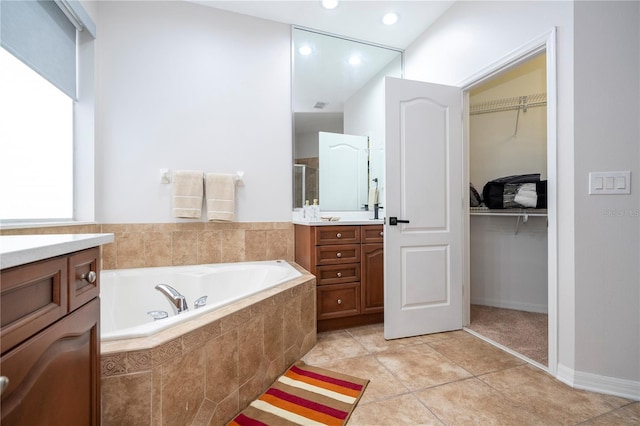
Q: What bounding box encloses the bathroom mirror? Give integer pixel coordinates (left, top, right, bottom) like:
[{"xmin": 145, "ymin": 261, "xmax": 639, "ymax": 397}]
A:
[{"xmin": 292, "ymin": 27, "xmax": 402, "ymax": 210}]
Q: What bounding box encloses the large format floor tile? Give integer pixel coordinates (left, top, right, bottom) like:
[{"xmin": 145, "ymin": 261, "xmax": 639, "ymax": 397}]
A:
[{"xmin": 300, "ymin": 325, "xmax": 639, "ymax": 425}]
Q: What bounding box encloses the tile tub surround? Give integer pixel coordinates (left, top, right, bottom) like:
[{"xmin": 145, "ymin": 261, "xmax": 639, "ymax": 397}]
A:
[
  {"xmin": 101, "ymin": 264, "xmax": 316, "ymax": 426},
  {"xmin": 0, "ymin": 222, "xmax": 295, "ymax": 269}
]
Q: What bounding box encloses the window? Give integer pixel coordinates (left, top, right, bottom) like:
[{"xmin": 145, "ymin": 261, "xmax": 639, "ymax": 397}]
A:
[
  {"xmin": 0, "ymin": 0, "xmax": 95, "ymax": 224},
  {"xmin": 0, "ymin": 47, "xmax": 74, "ymax": 221}
]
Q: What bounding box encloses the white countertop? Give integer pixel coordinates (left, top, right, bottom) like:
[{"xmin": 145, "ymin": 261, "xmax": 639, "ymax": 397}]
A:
[
  {"xmin": 292, "ymin": 210, "xmax": 385, "ymax": 226},
  {"xmin": 0, "ymin": 233, "xmax": 114, "ymax": 269},
  {"xmin": 293, "ymin": 219, "xmax": 384, "ymax": 226}
]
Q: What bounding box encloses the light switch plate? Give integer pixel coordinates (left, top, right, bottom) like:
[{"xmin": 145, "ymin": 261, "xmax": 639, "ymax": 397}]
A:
[{"xmin": 589, "ymin": 171, "xmax": 631, "ymax": 195}]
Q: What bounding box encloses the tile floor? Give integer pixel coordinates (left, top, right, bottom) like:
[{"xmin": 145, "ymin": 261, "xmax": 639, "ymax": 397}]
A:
[{"xmin": 301, "ymin": 324, "xmax": 640, "ymax": 425}]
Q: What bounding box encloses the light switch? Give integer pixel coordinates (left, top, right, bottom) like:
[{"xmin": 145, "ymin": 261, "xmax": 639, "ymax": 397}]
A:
[
  {"xmin": 589, "ymin": 171, "xmax": 631, "ymax": 195},
  {"xmin": 594, "ymin": 177, "xmax": 604, "ymax": 189}
]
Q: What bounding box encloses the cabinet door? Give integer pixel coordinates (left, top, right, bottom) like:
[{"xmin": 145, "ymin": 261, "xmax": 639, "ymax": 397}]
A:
[
  {"xmin": 1, "ymin": 299, "xmax": 100, "ymax": 426},
  {"xmin": 361, "ymin": 243, "xmax": 384, "ymax": 314}
]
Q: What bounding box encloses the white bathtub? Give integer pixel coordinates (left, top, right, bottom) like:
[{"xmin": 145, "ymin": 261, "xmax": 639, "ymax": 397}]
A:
[{"xmin": 100, "ymin": 260, "xmax": 302, "ymax": 341}]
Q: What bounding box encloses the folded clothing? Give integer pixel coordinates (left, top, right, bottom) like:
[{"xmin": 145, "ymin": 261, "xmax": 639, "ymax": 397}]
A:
[
  {"xmin": 172, "ymin": 170, "xmax": 203, "ymax": 218},
  {"xmin": 514, "ymin": 183, "xmax": 537, "ymax": 208},
  {"xmin": 205, "ymin": 173, "xmax": 235, "ymax": 222}
]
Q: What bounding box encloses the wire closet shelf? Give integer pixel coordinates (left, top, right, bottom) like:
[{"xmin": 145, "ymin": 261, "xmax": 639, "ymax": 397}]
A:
[{"xmin": 470, "ymin": 92, "xmax": 547, "ymax": 115}]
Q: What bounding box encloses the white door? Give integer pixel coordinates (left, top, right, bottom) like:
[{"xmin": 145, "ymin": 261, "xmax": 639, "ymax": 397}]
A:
[
  {"xmin": 384, "ymin": 76, "xmax": 463, "ymax": 340},
  {"xmin": 319, "ymin": 132, "xmax": 369, "ymax": 210}
]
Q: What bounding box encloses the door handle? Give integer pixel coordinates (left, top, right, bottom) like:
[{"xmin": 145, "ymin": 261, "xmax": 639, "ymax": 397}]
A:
[{"xmin": 389, "ymin": 217, "xmax": 410, "ymax": 226}]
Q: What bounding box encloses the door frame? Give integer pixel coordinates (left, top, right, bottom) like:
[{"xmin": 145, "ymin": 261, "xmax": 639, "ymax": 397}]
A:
[{"xmin": 457, "ymin": 28, "xmax": 558, "ymax": 375}]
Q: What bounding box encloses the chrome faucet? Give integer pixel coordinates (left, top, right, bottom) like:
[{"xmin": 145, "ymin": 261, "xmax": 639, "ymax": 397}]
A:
[{"xmin": 155, "ymin": 284, "xmax": 189, "ymax": 313}]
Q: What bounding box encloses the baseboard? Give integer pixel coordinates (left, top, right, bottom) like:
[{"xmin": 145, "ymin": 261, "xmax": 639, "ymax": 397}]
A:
[
  {"xmin": 556, "ymin": 363, "xmax": 640, "ymax": 401},
  {"xmin": 471, "ymin": 297, "xmax": 548, "ymax": 314}
]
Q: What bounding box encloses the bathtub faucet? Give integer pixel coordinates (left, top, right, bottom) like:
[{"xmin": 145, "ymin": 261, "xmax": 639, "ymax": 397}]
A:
[{"xmin": 155, "ymin": 284, "xmax": 189, "ymax": 314}]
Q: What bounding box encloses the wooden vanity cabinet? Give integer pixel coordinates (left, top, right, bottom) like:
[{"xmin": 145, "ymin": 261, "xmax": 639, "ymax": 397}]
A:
[
  {"xmin": 295, "ymin": 224, "xmax": 384, "ymax": 332},
  {"xmin": 361, "ymin": 228, "xmax": 384, "ymax": 314},
  {"xmin": 1, "ymin": 248, "xmax": 101, "ymax": 426}
]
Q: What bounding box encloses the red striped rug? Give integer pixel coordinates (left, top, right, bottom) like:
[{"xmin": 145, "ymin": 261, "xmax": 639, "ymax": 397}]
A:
[{"xmin": 228, "ymin": 361, "xmax": 369, "ymax": 426}]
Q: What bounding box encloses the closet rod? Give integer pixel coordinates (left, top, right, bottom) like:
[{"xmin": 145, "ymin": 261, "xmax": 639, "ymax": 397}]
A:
[{"xmin": 470, "ymin": 92, "xmax": 546, "ymax": 116}]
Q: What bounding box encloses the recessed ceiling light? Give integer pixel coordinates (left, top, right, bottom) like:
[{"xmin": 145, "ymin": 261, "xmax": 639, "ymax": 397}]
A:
[
  {"xmin": 298, "ymin": 45, "xmax": 312, "ymax": 56},
  {"xmin": 382, "ymin": 12, "xmax": 399, "ymax": 26},
  {"xmin": 348, "ymin": 55, "xmax": 361, "ymax": 66},
  {"xmin": 321, "ymin": 0, "xmax": 339, "ymax": 10}
]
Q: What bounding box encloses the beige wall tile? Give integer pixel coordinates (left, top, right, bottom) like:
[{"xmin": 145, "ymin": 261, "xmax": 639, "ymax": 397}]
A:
[
  {"xmin": 205, "ymin": 331, "xmax": 239, "ymax": 403},
  {"xmin": 102, "ymin": 373, "xmax": 152, "ymax": 426},
  {"xmin": 237, "ymin": 317, "xmax": 265, "ymax": 384},
  {"xmin": 244, "ymin": 230, "xmax": 267, "ymax": 261},
  {"xmin": 116, "ymin": 232, "xmax": 146, "ymax": 268},
  {"xmin": 3, "ymin": 221, "xmax": 294, "ymax": 269},
  {"xmin": 145, "ymin": 232, "xmax": 172, "ymax": 267},
  {"xmin": 221, "ymin": 229, "xmax": 245, "ymax": 262},
  {"xmin": 198, "ymin": 230, "xmax": 222, "ymax": 264},
  {"xmin": 161, "ymin": 348, "xmax": 205, "ymax": 426},
  {"xmin": 172, "ymin": 230, "xmax": 198, "ymax": 265}
]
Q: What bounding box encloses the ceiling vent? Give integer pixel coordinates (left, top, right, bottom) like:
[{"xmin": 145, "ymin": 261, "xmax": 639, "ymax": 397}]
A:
[{"xmin": 313, "ymin": 101, "xmax": 327, "ymax": 109}]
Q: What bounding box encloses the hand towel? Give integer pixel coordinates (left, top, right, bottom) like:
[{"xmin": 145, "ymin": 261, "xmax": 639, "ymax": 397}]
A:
[
  {"xmin": 205, "ymin": 173, "xmax": 235, "ymax": 222},
  {"xmin": 368, "ymin": 188, "xmax": 378, "ymax": 211},
  {"xmin": 172, "ymin": 170, "xmax": 203, "ymax": 218},
  {"xmin": 514, "ymin": 183, "xmax": 537, "ymax": 208}
]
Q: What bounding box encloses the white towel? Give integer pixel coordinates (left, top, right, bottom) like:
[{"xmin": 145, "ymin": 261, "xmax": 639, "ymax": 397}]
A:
[
  {"xmin": 514, "ymin": 183, "xmax": 537, "ymax": 208},
  {"xmin": 205, "ymin": 173, "xmax": 235, "ymax": 222},
  {"xmin": 368, "ymin": 188, "xmax": 378, "ymax": 211},
  {"xmin": 172, "ymin": 170, "xmax": 203, "ymax": 218}
]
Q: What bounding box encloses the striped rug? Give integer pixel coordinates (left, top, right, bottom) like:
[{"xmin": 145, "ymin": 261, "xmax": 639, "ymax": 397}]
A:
[{"xmin": 228, "ymin": 361, "xmax": 369, "ymax": 426}]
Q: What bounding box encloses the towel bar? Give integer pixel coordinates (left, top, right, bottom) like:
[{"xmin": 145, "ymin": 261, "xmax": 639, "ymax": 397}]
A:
[{"xmin": 160, "ymin": 169, "xmax": 245, "ymax": 186}]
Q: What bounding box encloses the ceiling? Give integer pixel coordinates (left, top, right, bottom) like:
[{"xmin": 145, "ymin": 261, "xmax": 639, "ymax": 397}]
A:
[{"xmin": 194, "ymin": 1, "xmax": 455, "ymax": 49}]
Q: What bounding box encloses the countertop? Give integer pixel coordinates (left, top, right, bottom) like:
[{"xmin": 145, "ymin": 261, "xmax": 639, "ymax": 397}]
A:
[
  {"xmin": 292, "ymin": 210, "xmax": 385, "ymax": 226},
  {"xmin": 293, "ymin": 220, "xmax": 384, "ymax": 226},
  {"xmin": 0, "ymin": 233, "xmax": 114, "ymax": 269}
]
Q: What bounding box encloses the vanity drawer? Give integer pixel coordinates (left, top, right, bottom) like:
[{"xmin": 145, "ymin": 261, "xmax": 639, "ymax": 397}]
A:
[
  {"xmin": 315, "ymin": 226, "xmax": 360, "ymax": 245},
  {"xmin": 317, "ymin": 283, "xmax": 360, "ymax": 319},
  {"xmin": 315, "ymin": 244, "xmax": 361, "ymax": 265},
  {"xmin": 69, "ymin": 248, "xmax": 100, "ymax": 312},
  {"xmin": 362, "ymin": 225, "xmax": 384, "ymax": 243},
  {"xmin": 316, "ymin": 263, "xmax": 361, "ymax": 286},
  {"xmin": 1, "ymin": 257, "xmax": 68, "ymax": 355}
]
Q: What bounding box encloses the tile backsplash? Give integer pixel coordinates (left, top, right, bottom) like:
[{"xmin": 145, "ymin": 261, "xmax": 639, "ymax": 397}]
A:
[{"xmin": 0, "ymin": 222, "xmax": 294, "ymax": 270}]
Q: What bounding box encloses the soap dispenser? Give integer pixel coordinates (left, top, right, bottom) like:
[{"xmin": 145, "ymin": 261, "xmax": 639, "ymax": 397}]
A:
[{"xmin": 312, "ymin": 199, "xmax": 320, "ymax": 221}]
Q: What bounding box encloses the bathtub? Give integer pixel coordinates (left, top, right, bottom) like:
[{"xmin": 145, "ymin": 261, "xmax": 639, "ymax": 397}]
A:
[
  {"xmin": 100, "ymin": 260, "xmax": 302, "ymax": 341},
  {"xmin": 100, "ymin": 260, "xmax": 316, "ymax": 425}
]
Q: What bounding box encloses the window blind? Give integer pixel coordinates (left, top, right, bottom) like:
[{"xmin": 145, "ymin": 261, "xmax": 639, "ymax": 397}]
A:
[{"xmin": 0, "ymin": 0, "xmax": 95, "ymax": 100}]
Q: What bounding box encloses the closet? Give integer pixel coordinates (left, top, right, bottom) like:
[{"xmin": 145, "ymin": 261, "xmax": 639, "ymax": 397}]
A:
[{"xmin": 467, "ymin": 53, "xmax": 549, "ymax": 366}]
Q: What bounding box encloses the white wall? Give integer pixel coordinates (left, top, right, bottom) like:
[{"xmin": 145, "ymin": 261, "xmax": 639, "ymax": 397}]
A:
[
  {"xmin": 573, "ymin": 0, "xmax": 640, "ymax": 385},
  {"xmin": 95, "ymin": 1, "xmax": 291, "ymax": 223},
  {"xmin": 344, "ymin": 57, "xmax": 402, "ymax": 209},
  {"xmin": 470, "ymin": 216, "xmax": 548, "ymax": 312},
  {"xmin": 406, "ymin": 0, "xmax": 640, "ymax": 395}
]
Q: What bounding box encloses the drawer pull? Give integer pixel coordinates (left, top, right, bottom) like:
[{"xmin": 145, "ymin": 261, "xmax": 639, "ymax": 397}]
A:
[
  {"xmin": 336, "ymin": 272, "xmax": 342, "ymax": 278},
  {"xmin": 80, "ymin": 271, "xmax": 97, "ymax": 284},
  {"xmin": 337, "ymin": 299, "xmax": 342, "ymax": 305},
  {"xmin": 336, "ymin": 232, "xmax": 342, "ymax": 239},
  {"xmin": 336, "ymin": 252, "xmax": 342, "ymax": 258},
  {"xmin": 0, "ymin": 376, "xmax": 8, "ymax": 396},
  {"xmin": 380, "ymin": 231, "xmax": 384, "ymax": 237}
]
